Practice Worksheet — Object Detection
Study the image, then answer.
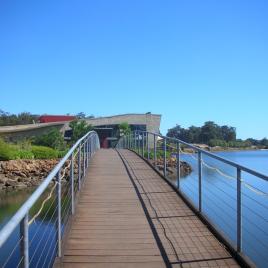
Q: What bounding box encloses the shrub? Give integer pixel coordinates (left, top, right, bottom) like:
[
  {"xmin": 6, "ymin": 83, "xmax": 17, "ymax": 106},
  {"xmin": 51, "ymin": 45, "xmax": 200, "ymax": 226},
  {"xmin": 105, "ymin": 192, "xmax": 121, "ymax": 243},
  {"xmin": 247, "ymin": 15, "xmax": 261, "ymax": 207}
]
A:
[
  {"xmin": 69, "ymin": 120, "xmax": 93, "ymax": 143},
  {"xmin": 31, "ymin": 146, "xmax": 59, "ymax": 159},
  {"xmin": 208, "ymin": 139, "xmax": 228, "ymax": 147},
  {"xmin": 33, "ymin": 128, "xmax": 66, "ymax": 150},
  {"xmin": 57, "ymin": 149, "xmax": 69, "ymax": 158},
  {"xmin": 18, "ymin": 150, "xmax": 34, "ymax": 159},
  {"xmin": 0, "ymin": 139, "xmax": 20, "ymax": 160}
]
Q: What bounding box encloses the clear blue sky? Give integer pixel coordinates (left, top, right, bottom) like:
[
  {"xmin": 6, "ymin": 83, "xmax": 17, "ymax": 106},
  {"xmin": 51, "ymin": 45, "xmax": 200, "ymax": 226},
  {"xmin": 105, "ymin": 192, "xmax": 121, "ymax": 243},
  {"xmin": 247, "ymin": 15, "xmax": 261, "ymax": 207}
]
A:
[{"xmin": 1, "ymin": 0, "xmax": 267, "ymax": 139}]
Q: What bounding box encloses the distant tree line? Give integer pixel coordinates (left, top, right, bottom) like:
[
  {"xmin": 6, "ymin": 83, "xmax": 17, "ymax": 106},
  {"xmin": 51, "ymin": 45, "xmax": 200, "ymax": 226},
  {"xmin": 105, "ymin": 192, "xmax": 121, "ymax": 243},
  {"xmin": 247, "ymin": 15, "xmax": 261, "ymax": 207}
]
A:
[
  {"xmin": 0, "ymin": 110, "xmax": 95, "ymax": 126},
  {"xmin": 167, "ymin": 121, "xmax": 268, "ymax": 148},
  {"xmin": 0, "ymin": 110, "xmax": 39, "ymax": 126}
]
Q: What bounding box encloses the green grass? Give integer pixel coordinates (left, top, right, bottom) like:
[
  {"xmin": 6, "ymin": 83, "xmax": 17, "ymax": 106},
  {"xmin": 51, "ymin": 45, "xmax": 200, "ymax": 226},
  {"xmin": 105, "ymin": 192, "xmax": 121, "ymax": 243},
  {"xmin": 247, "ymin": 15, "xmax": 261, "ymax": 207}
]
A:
[{"xmin": 0, "ymin": 138, "xmax": 64, "ymax": 160}]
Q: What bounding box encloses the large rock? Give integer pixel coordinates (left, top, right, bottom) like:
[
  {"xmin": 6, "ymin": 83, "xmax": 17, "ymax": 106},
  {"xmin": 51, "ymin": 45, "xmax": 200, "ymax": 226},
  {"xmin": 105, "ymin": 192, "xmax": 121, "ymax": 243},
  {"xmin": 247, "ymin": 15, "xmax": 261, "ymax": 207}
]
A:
[{"xmin": 0, "ymin": 159, "xmax": 60, "ymax": 190}]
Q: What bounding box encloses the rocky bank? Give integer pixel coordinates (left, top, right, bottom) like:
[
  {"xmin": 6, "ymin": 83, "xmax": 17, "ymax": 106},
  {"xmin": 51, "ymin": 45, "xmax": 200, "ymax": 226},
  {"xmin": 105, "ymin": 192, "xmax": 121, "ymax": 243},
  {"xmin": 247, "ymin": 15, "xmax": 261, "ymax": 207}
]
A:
[
  {"xmin": 0, "ymin": 159, "xmax": 70, "ymax": 191},
  {"xmin": 153, "ymin": 157, "xmax": 192, "ymax": 178}
]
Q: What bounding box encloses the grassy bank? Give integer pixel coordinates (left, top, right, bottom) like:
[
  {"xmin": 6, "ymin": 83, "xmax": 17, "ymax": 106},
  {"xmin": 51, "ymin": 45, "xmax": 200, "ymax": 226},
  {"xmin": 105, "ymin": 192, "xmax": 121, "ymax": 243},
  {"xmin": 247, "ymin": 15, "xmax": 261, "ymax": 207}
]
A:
[{"xmin": 0, "ymin": 139, "xmax": 67, "ymax": 160}]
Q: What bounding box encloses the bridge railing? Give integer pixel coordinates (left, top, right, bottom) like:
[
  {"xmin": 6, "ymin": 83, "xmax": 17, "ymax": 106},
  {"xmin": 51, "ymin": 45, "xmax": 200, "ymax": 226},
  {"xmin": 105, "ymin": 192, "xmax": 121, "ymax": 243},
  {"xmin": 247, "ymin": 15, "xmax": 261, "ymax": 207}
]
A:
[
  {"xmin": 117, "ymin": 130, "xmax": 268, "ymax": 268},
  {"xmin": 0, "ymin": 131, "xmax": 100, "ymax": 268}
]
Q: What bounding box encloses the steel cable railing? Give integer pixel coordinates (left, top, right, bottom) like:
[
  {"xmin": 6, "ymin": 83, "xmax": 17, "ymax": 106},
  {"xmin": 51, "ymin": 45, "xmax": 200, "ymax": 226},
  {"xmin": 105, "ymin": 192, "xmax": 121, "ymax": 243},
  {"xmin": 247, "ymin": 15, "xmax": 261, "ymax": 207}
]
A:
[
  {"xmin": 117, "ymin": 130, "xmax": 268, "ymax": 268},
  {"xmin": 0, "ymin": 131, "xmax": 100, "ymax": 268}
]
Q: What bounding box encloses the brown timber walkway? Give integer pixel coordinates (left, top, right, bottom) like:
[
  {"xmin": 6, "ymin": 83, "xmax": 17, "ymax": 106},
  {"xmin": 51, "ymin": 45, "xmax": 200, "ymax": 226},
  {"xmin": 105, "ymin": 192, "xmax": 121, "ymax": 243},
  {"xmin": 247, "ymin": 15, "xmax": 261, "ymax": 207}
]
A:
[{"xmin": 56, "ymin": 149, "xmax": 240, "ymax": 268}]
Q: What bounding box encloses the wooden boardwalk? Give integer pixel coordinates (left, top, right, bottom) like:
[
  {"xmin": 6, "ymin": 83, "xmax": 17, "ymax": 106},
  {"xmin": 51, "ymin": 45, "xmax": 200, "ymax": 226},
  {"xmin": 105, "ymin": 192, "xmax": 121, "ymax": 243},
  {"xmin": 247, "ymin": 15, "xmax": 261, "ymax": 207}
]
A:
[{"xmin": 55, "ymin": 149, "xmax": 240, "ymax": 268}]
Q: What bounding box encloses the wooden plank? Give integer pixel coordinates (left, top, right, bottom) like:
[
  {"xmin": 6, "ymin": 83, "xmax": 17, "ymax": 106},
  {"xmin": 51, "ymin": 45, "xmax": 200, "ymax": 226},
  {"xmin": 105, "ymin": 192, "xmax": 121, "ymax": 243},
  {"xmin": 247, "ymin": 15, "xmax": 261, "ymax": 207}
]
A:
[{"xmin": 55, "ymin": 149, "xmax": 165, "ymax": 268}]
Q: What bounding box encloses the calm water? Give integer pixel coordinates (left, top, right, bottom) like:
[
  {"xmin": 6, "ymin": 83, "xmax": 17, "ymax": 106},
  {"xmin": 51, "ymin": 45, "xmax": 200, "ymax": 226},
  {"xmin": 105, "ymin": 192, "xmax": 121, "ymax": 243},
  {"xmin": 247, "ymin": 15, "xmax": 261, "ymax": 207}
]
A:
[
  {"xmin": 0, "ymin": 150, "xmax": 267, "ymax": 267},
  {"xmin": 176, "ymin": 150, "xmax": 268, "ymax": 268},
  {"xmin": 0, "ymin": 184, "xmax": 71, "ymax": 268}
]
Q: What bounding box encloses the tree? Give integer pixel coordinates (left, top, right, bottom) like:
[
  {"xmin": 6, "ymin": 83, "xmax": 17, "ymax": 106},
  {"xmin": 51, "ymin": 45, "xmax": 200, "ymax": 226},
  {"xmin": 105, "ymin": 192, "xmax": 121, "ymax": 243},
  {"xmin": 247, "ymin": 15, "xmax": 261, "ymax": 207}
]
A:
[
  {"xmin": 76, "ymin": 112, "xmax": 86, "ymax": 119},
  {"xmin": 0, "ymin": 110, "xmax": 38, "ymax": 126},
  {"xmin": 260, "ymin": 138, "xmax": 268, "ymax": 147},
  {"xmin": 220, "ymin": 125, "xmax": 236, "ymax": 142},
  {"xmin": 119, "ymin": 122, "xmax": 131, "ymax": 136},
  {"xmin": 199, "ymin": 121, "xmax": 219, "ymax": 143},
  {"xmin": 69, "ymin": 120, "xmax": 93, "ymax": 143},
  {"xmin": 33, "ymin": 128, "xmax": 66, "ymax": 150}
]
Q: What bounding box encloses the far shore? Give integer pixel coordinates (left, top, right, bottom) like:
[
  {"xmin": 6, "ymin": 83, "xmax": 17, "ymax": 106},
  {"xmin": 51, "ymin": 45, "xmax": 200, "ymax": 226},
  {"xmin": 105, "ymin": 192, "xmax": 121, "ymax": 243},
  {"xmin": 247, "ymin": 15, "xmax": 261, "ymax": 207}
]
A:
[{"xmin": 177, "ymin": 145, "xmax": 268, "ymax": 154}]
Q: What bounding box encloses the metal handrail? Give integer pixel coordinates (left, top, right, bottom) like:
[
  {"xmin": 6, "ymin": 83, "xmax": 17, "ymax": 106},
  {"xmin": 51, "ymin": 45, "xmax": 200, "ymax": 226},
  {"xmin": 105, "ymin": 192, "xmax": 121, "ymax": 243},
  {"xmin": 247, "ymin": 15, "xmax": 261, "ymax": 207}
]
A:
[
  {"xmin": 0, "ymin": 130, "xmax": 100, "ymax": 267},
  {"xmin": 117, "ymin": 130, "xmax": 268, "ymax": 267},
  {"xmin": 137, "ymin": 130, "xmax": 268, "ymax": 181}
]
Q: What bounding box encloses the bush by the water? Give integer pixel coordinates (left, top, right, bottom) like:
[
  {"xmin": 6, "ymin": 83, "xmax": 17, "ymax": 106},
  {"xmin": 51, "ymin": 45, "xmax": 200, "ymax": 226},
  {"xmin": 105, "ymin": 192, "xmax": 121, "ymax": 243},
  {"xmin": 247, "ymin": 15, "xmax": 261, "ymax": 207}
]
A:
[
  {"xmin": 0, "ymin": 139, "xmax": 20, "ymax": 160},
  {"xmin": 31, "ymin": 146, "xmax": 59, "ymax": 159},
  {"xmin": 0, "ymin": 139, "xmax": 61, "ymax": 160},
  {"xmin": 33, "ymin": 128, "xmax": 66, "ymax": 150}
]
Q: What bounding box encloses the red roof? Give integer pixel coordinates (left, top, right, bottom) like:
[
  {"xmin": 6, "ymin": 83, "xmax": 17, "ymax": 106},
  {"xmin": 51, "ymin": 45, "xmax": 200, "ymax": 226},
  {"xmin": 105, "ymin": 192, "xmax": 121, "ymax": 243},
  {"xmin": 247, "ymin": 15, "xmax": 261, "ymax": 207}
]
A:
[{"xmin": 39, "ymin": 115, "xmax": 76, "ymax": 123}]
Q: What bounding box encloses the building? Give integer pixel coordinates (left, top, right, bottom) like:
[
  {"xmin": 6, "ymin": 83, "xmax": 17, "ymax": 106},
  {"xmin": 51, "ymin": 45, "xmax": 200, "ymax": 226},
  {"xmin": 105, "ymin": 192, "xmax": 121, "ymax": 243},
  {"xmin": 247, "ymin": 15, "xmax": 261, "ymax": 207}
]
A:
[
  {"xmin": 0, "ymin": 113, "xmax": 161, "ymax": 147},
  {"xmin": 39, "ymin": 115, "xmax": 76, "ymax": 123},
  {"xmin": 86, "ymin": 113, "xmax": 161, "ymax": 148}
]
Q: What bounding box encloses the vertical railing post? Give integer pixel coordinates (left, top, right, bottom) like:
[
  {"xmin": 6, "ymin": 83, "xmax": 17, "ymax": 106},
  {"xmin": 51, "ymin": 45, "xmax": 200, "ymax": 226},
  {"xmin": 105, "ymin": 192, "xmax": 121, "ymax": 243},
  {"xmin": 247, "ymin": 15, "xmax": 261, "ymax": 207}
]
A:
[
  {"xmin": 89, "ymin": 136, "xmax": 92, "ymax": 158},
  {"xmin": 87, "ymin": 137, "xmax": 90, "ymax": 166},
  {"xmin": 237, "ymin": 168, "xmax": 242, "ymax": 252},
  {"xmin": 138, "ymin": 132, "xmax": 140, "ymax": 155},
  {"xmin": 176, "ymin": 142, "xmax": 180, "ymax": 189},
  {"xmin": 83, "ymin": 141, "xmax": 86, "ymax": 178},
  {"xmin": 198, "ymin": 151, "xmax": 202, "ymax": 212},
  {"xmin": 20, "ymin": 213, "xmax": 29, "ymax": 268},
  {"xmin": 147, "ymin": 132, "xmax": 150, "ymax": 160},
  {"xmin": 56, "ymin": 170, "xmax": 61, "ymax": 257},
  {"xmin": 84, "ymin": 140, "xmax": 87, "ymax": 169},
  {"xmin": 134, "ymin": 131, "xmax": 136, "ymax": 151},
  {"xmin": 71, "ymin": 152, "xmax": 74, "ymax": 215},
  {"xmin": 78, "ymin": 143, "xmax": 81, "ymax": 191},
  {"xmin": 142, "ymin": 132, "xmax": 144, "ymax": 157},
  {"xmin": 154, "ymin": 134, "xmax": 156, "ymax": 167},
  {"xmin": 163, "ymin": 138, "xmax": 167, "ymax": 177}
]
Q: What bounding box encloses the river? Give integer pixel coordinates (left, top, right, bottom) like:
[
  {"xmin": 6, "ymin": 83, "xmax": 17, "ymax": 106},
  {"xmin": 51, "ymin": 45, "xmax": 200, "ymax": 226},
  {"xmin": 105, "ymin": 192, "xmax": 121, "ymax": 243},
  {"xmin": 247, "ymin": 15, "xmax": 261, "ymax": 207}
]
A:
[
  {"xmin": 0, "ymin": 150, "xmax": 267, "ymax": 267},
  {"xmin": 176, "ymin": 150, "xmax": 268, "ymax": 268}
]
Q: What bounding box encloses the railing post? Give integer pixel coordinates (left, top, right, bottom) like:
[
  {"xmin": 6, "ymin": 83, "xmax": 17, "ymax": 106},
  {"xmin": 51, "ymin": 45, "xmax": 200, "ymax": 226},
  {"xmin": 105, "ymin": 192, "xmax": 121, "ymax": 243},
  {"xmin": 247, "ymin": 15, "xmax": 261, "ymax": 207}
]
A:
[
  {"xmin": 134, "ymin": 131, "xmax": 136, "ymax": 151},
  {"xmin": 138, "ymin": 132, "xmax": 140, "ymax": 155},
  {"xmin": 78, "ymin": 143, "xmax": 81, "ymax": 191},
  {"xmin": 142, "ymin": 132, "xmax": 144, "ymax": 157},
  {"xmin": 198, "ymin": 151, "xmax": 202, "ymax": 212},
  {"xmin": 89, "ymin": 136, "xmax": 92, "ymax": 158},
  {"xmin": 84, "ymin": 140, "xmax": 87, "ymax": 169},
  {"xmin": 20, "ymin": 213, "xmax": 29, "ymax": 268},
  {"xmin": 147, "ymin": 132, "xmax": 150, "ymax": 160},
  {"xmin": 87, "ymin": 137, "xmax": 90, "ymax": 166},
  {"xmin": 71, "ymin": 152, "xmax": 74, "ymax": 215},
  {"xmin": 164, "ymin": 138, "xmax": 167, "ymax": 177},
  {"xmin": 154, "ymin": 134, "xmax": 156, "ymax": 167},
  {"xmin": 83, "ymin": 141, "xmax": 86, "ymax": 178},
  {"xmin": 176, "ymin": 142, "xmax": 180, "ymax": 189},
  {"xmin": 237, "ymin": 168, "xmax": 242, "ymax": 252},
  {"xmin": 56, "ymin": 171, "xmax": 61, "ymax": 257}
]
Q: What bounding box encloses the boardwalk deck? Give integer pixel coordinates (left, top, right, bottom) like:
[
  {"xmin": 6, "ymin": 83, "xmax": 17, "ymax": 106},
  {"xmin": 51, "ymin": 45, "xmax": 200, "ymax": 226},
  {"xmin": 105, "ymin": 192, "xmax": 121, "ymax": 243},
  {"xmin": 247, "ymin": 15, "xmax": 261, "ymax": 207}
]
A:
[{"xmin": 55, "ymin": 149, "xmax": 240, "ymax": 268}]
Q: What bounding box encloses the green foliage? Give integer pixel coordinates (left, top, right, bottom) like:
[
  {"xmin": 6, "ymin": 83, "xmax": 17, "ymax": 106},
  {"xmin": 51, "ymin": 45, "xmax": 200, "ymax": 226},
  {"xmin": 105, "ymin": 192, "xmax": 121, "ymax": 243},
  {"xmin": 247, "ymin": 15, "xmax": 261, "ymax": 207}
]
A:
[
  {"xmin": 31, "ymin": 146, "xmax": 59, "ymax": 159},
  {"xmin": 33, "ymin": 128, "xmax": 66, "ymax": 150},
  {"xmin": 119, "ymin": 122, "xmax": 131, "ymax": 135},
  {"xmin": 0, "ymin": 139, "xmax": 19, "ymax": 160},
  {"xmin": 0, "ymin": 138, "xmax": 60, "ymax": 160},
  {"xmin": 0, "ymin": 110, "xmax": 39, "ymax": 126},
  {"xmin": 208, "ymin": 139, "xmax": 228, "ymax": 147},
  {"xmin": 167, "ymin": 122, "xmax": 236, "ymax": 145},
  {"xmin": 18, "ymin": 150, "xmax": 34, "ymax": 159},
  {"xmin": 57, "ymin": 149, "xmax": 69, "ymax": 158},
  {"xmin": 69, "ymin": 120, "xmax": 93, "ymax": 143}
]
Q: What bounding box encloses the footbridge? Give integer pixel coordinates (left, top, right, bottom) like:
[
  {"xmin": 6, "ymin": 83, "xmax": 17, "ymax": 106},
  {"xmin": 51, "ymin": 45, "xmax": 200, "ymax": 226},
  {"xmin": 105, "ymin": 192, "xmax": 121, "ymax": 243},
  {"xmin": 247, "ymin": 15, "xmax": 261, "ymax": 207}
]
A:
[{"xmin": 0, "ymin": 131, "xmax": 267, "ymax": 268}]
